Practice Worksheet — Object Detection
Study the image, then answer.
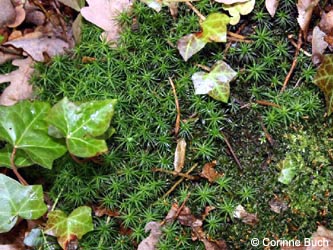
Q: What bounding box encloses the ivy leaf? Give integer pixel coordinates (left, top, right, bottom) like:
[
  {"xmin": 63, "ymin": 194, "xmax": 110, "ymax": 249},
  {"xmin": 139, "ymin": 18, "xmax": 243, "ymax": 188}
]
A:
[
  {"xmin": 192, "ymin": 61, "xmax": 237, "ymax": 102},
  {"xmin": 44, "ymin": 206, "xmax": 94, "ymax": 250},
  {"xmin": 177, "ymin": 13, "xmax": 229, "ymax": 61},
  {"xmin": 201, "ymin": 13, "xmax": 230, "ymax": 42},
  {"xmin": 177, "ymin": 33, "xmax": 207, "ymax": 61},
  {"xmin": 277, "ymin": 153, "xmax": 304, "ymax": 185},
  {"xmin": 314, "ymin": 54, "xmax": 333, "ymax": 116},
  {"xmin": 222, "ymin": 0, "xmax": 255, "ymax": 25},
  {"xmin": 0, "ymin": 174, "xmax": 47, "ymax": 233},
  {"xmin": 0, "ymin": 101, "xmax": 67, "ymax": 169},
  {"xmin": 46, "ymin": 97, "xmax": 117, "ymax": 158}
]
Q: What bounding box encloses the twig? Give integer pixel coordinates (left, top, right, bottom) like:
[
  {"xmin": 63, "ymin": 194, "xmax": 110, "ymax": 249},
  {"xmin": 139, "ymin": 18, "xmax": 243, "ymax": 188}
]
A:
[
  {"xmin": 255, "ymin": 100, "xmax": 281, "ymax": 108},
  {"xmin": 227, "ymin": 31, "xmax": 247, "ymax": 40},
  {"xmin": 257, "ymin": 116, "xmax": 275, "ymax": 146},
  {"xmin": 10, "ymin": 147, "xmax": 28, "ymax": 185},
  {"xmin": 227, "ymin": 36, "xmax": 252, "ymax": 43},
  {"xmin": 162, "ymin": 163, "xmax": 198, "ymax": 198},
  {"xmin": 220, "ymin": 131, "xmax": 242, "ymax": 170},
  {"xmin": 195, "ymin": 64, "xmax": 211, "ymax": 72},
  {"xmin": 175, "ymin": 193, "xmax": 191, "ymax": 218},
  {"xmin": 281, "ymin": 32, "xmax": 303, "ymax": 93},
  {"xmin": 223, "ymin": 22, "xmax": 248, "ymax": 58},
  {"xmin": 169, "ymin": 77, "xmax": 181, "ymax": 136},
  {"xmin": 288, "ymin": 35, "xmax": 311, "ymax": 57},
  {"xmin": 185, "ymin": 1, "xmax": 206, "ymax": 21},
  {"xmin": 153, "ymin": 168, "xmax": 198, "ymax": 180}
]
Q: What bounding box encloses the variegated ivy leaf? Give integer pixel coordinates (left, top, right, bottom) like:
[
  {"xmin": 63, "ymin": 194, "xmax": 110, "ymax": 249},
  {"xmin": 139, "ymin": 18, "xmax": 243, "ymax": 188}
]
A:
[
  {"xmin": 192, "ymin": 61, "xmax": 237, "ymax": 102},
  {"xmin": 0, "ymin": 174, "xmax": 47, "ymax": 233},
  {"xmin": 277, "ymin": 153, "xmax": 304, "ymax": 185},
  {"xmin": 201, "ymin": 13, "xmax": 230, "ymax": 42},
  {"xmin": 222, "ymin": 0, "xmax": 255, "ymax": 25},
  {"xmin": 314, "ymin": 54, "xmax": 333, "ymax": 116},
  {"xmin": 46, "ymin": 97, "xmax": 117, "ymax": 158},
  {"xmin": 177, "ymin": 13, "xmax": 229, "ymax": 61},
  {"xmin": 45, "ymin": 206, "xmax": 93, "ymax": 249},
  {"xmin": 177, "ymin": 33, "xmax": 207, "ymax": 61}
]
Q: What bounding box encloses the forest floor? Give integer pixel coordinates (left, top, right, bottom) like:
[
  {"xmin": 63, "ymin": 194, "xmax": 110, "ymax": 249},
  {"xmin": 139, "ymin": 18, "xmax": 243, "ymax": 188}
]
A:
[{"xmin": 1, "ymin": 0, "xmax": 333, "ymax": 249}]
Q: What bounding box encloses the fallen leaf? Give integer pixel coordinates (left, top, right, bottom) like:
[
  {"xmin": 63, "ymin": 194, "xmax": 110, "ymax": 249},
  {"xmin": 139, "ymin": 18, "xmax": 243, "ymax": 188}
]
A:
[
  {"xmin": 277, "ymin": 153, "xmax": 304, "ymax": 185},
  {"xmin": 314, "ymin": 54, "xmax": 333, "ymax": 116},
  {"xmin": 93, "ymin": 205, "xmax": 120, "ymax": 217},
  {"xmin": 319, "ymin": 10, "xmax": 333, "ymax": 35},
  {"xmin": 0, "ymin": 0, "xmax": 15, "ymax": 27},
  {"xmin": 177, "ymin": 33, "xmax": 207, "ymax": 61},
  {"xmin": 58, "ymin": 0, "xmax": 84, "ymax": 12},
  {"xmin": 201, "ymin": 13, "xmax": 230, "ymax": 42},
  {"xmin": 0, "ymin": 51, "xmax": 21, "ymax": 65},
  {"xmin": 222, "ymin": 0, "xmax": 255, "ymax": 25},
  {"xmin": 307, "ymin": 226, "xmax": 333, "ymax": 250},
  {"xmin": 265, "ymin": 0, "xmax": 279, "ymax": 17},
  {"xmin": 169, "ymin": 2, "xmax": 178, "ymax": 19},
  {"xmin": 192, "ymin": 60, "xmax": 237, "ymax": 103},
  {"xmin": 44, "ymin": 206, "xmax": 94, "ymax": 250},
  {"xmin": 202, "ymin": 206, "xmax": 216, "ymax": 220},
  {"xmin": 200, "ymin": 161, "xmax": 222, "ymax": 183},
  {"xmin": 233, "ymin": 205, "xmax": 258, "ymax": 225},
  {"xmin": 174, "ymin": 138, "xmax": 187, "ymax": 173},
  {"xmin": 140, "ymin": 0, "xmax": 163, "ymax": 12},
  {"xmin": 269, "ymin": 197, "xmax": 288, "ymax": 214},
  {"xmin": 312, "ymin": 26, "xmax": 328, "ymax": 65},
  {"xmin": 296, "ymin": 0, "xmax": 319, "ymax": 37},
  {"xmin": 0, "ymin": 57, "xmax": 34, "ymax": 106},
  {"xmin": 72, "ymin": 13, "xmax": 83, "ymax": 44},
  {"xmin": 5, "ymin": 35, "xmax": 69, "ymax": 62},
  {"xmin": 137, "ymin": 222, "xmax": 162, "ymax": 250},
  {"xmin": 81, "ymin": 0, "xmax": 133, "ymax": 45},
  {"xmin": 0, "ymin": 174, "xmax": 47, "ymax": 233},
  {"xmin": 214, "ymin": 0, "xmax": 248, "ymax": 3},
  {"xmin": 7, "ymin": 5, "xmax": 26, "ymax": 28}
]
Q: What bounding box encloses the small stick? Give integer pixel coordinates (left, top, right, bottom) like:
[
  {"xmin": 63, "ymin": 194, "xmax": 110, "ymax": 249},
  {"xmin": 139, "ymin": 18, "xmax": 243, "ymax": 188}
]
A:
[
  {"xmin": 281, "ymin": 32, "xmax": 303, "ymax": 93},
  {"xmin": 227, "ymin": 36, "xmax": 252, "ymax": 43},
  {"xmin": 255, "ymin": 100, "xmax": 281, "ymax": 108},
  {"xmin": 175, "ymin": 193, "xmax": 191, "ymax": 218},
  {"xmin": 288, "ymin": 35, "xmax": 311, "ymax": 57},
  {"xmin": 257, "ymin": 116, "xmax": 275, "ymax": 146},
  {"xmin": 227, "ymin": 31, "xmax": 247, "ymax": 40},
  {"xmin": 169, "ymin": 77, "xmax": 181, "ymax": 136},
  {"xmin": 10, "ymin": 147, "xmax": 28, "ymax": 185},
  {"xmin": 195, "ymin": 64, "xmax": 211, "ymax": 72},
  {"xmin": 162, "ymin": 163, "xmax": 198, "ymax": 198},
  {"xmin": 185, "ymin": 1, "xmax": 206, "ymax": 21},
  {"xmin": 220, "ymin": 131, "xmax": 242, "ymax": 170},
  {"xmin": 224, "ymin": 22, "xmax": 248, "ymax": 58},
  {"xmin": 153, "ymin": 168, "xmax": 198, "ymax": 180}
]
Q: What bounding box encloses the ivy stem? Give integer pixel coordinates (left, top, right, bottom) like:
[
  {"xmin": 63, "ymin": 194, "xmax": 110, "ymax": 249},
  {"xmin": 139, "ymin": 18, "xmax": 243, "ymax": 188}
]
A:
[
  {"xmin": 10, "ymin": 147, "xmax": 28, "ymax": 186},
  {"xmin": 51, "ymin": 187, "xmax": 64, "ymax": 211},
  {"xmin": 184, "ymin": 1, "xmax": 206, "ymax": 21}
]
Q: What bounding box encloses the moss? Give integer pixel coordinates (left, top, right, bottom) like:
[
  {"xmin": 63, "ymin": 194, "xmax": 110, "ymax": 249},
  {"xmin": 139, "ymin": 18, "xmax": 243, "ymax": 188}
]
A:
[{"xmin": 7, "ymin": 0, "xmax": 332, "ymax": 249}]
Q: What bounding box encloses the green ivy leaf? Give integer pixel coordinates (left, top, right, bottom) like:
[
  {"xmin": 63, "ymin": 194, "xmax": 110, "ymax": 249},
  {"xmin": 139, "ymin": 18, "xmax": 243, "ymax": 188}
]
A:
[
  {"xmin": 222, "ymin": 0, "xmax": 255, "ymax": 25},
  {"xmin": 192, "ymin": 61, "xmax": 237, "ymax": 102},
  {"xmin": 177, "ymin": 13, "xmax": 229, "ymax": 61},
  {"xmin": 46, "ymin": 97, "xmax": 117, "ymax": 157},
  {"xmin": 201, "ymin": 13, "xmax": 230, "ymax": 42},
  {"xmin": 0, "ymin": 174, "xmax": 47, "ymax": 233},
  {"xmin": 45, "ymin": 206, "xmax": 94, "ymax": 249},
  {"xmin": 0, "ymin": 101, "xmax": 67, "ymax": 169},
  {"xmin": 277, "ymin": 153, "xmax": 304, "ymax": 185},
  {"xmin": 314, "ymin": 54, "xmax": 333, "ymax": 116}
]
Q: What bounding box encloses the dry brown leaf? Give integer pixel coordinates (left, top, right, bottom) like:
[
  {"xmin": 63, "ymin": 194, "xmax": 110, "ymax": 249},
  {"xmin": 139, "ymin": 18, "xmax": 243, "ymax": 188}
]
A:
[
  {"xmin": 0, "ymin": 0, "xmax": 15, "ymax": 27},
  {"xmin": 0, "ymin": 52, "xmax": 21, "ymax": 65},
  {"xmin": 312, "ymin": 26, "xmax": 328, "ymax": 65},
  {"xmin": 0, "ymin": 57, "xmax": 34, "ymax": 106},
  {"xmin": 137, "ymin": 222, "xmax": 162, "ymax": 250},
  {"xmin": 306, "ymin": 226, "xmax": 333, "ymax": 250},
  {"xmin": 202, "ymin": 206, "xmax": 216, "ymax": 220},
  {"xmin": 7, "ymin": 5, "xmax": 26, "ymax": 28},
  {"xmin": 233, "ymin": 205, "xmax": 258, "ymax": 226},
  {"xmin": 319, "ymin": 10, "xmax": 333, "ymax": 35},
  {"xmin": 265, "ymin": 0, "xmax": 279, "ymax": 17},
  {"xmin": 297, "ymin": 0, "xmax": 319, "ymax": 37},
  {"xmin": 169, "ymin": 2, "xmax": 178, "ymax": 19},
  {"xmin": 164, "ymin": 203, "xmax": 178, "ymax": 224},
  {"xmin": 58, "ymin": 0, "xmax": 82, "ymax": 12},
  {"xmin": 174, "ymin": 138, "xmax": 186, "ymax": 173},
  {"xmin": 200, "ymin": 161, "xmax": 222, "ymax": 183},
  {"xmin": 92, "ymin": 205, "xmax": 120, "ymax": 217},
  {"xmin": 269, "ymin": 197, "xmax": 288, "ymax": 214},
  {"xmin": 81, "ymin": 0, "xmax": 133, "ymax": 45},
  {"xmin": 214, "ymin": 0, "xmax": 249, "ymax": 4},
  {"xmin": 5, "ymin": 34, "xmax": 69, "ymax": 62}
]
